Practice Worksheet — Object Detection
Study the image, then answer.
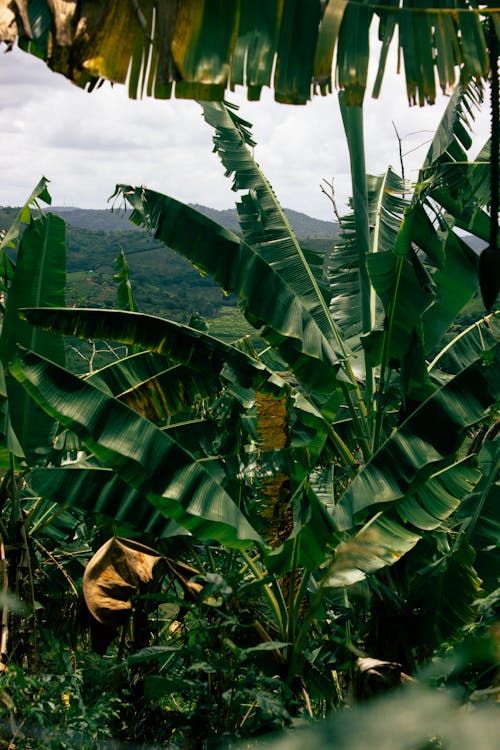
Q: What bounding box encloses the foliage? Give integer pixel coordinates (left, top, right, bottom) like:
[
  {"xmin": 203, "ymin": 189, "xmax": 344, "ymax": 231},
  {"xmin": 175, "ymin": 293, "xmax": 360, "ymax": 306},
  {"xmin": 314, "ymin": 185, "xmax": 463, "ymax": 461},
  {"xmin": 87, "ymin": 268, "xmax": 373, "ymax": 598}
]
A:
[
  {"xmin": 0, "ymin": 658, "xmax": 123, "ymax": 749},
  {"xmin": 0, "ymin": 0, "xmax": 495, "ymax": 105},
  {"xmin": 0, "ymin": 206, "xmax": 334, "ymax": 328},
  {"xmin": 0, "ymin": 71, "xmax": 499, "ymax": 750}
]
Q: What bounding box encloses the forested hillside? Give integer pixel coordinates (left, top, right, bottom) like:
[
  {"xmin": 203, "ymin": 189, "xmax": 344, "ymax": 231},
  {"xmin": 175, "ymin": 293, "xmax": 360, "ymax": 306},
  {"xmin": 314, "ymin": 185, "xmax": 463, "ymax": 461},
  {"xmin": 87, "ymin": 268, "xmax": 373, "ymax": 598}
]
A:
[{"xmin": 0, "ymin": 205, "xmax": 338, "ymax": 323}]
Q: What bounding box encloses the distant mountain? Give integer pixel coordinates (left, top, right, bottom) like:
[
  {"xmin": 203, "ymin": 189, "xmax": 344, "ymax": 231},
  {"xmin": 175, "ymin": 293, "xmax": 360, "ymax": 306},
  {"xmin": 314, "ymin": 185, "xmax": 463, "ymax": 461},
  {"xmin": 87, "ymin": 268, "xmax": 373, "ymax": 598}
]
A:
[
  {"xmin": 189, "ymin": 204, "xmax": 339, "ymax": 239},
  {"xmin": 0, "ymin": 202, "xmax": 338, "ymax": 327},
  {"xmin": 41, "ymin": 206, "xmax": 142, "ymax": 233},
  {"xmin": 44, "ymin": 204, "xmax": 339, "ymax": 240}
]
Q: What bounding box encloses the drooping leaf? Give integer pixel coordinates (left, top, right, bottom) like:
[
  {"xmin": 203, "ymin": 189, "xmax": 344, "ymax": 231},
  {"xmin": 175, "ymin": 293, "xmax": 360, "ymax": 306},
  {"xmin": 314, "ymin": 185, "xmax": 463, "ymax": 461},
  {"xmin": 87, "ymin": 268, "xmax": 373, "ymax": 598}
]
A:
[
  {"xmin": 323, "ymin": 514, "xmax": 421, "ymax": 588},
  {"xmin": 21, "ymin": 307, "xmax": 277, "ymax": 393},
  {"xmin": 230, "ymin": 0, "xmax": 283, "ymax": 99},
  {"xmin": 21, "ymin": 306, "xmax": 334, "ymax": 466},
  {"xmin": 2, "ymin": 1, "xmax": 493, "ymax": 105},
  {"xmin": 30, "ymin": 464, "xmax": 187, "ymax": 540},
  {"xmin": 87, "ymin": 350, "xmax": 220, "ymax": 422},
  {"xmin": 335, "ymin": 343, "xmax": 500, "ymax": 529},
  {"xmin": 83, "ymin": 537, "xmax": 165, "ymax": 626},
  {"xmin": 273, "ymin": 0, "xmax": 322, "ymax": 105},
  {"xmin": 323, "ymin": 457, "xmax": 481, "ymax": 588},
  {"xmin": 10, "ymin": 348, "xmax": 261, "ymax": 548},
  {"xmin": 111, "ymin": 187, "xmax": 346, "ymax": 395},
  {"xmin": 396, "ymin": 458, "xmax": 481, "ymax": 531}
]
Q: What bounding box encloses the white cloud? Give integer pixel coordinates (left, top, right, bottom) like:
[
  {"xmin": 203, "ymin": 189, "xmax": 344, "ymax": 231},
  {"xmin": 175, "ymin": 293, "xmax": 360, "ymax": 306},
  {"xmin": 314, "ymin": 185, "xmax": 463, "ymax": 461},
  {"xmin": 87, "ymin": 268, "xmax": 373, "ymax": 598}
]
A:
[{"xmin": 0, "ymin": 43, "xmax": 491, "ymax": 220}]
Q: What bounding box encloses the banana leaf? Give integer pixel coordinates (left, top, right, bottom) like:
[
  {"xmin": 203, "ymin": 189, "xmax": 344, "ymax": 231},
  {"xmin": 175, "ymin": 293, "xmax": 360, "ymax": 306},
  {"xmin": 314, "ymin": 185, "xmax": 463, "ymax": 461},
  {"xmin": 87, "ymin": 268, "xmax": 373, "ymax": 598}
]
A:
[
  {"xmin": 421, "ymin": 233, "xmax": 478, "ymax": 354},
  {"xmin": 405, "ymin": 537, "xmax": 483, "ymax": 649},
  {"xmin": 200, "ymin": 102, "xmax": 333, "ymax": 329},
  {"xmin": 335, "ymin": 342, "xmax": 500, "ymax": 530},
  {"xmin": 21, "ymin": 307, "xmax": 282, "ymax": 394},
  {"xmin": 2, "ymin": 0, "xmax": 492, "ymax": 105},
  {"xmin": 0, "ymin": 205, "xmax": 66, "ymax": 461},
  {"xmin": 422, "ymin": 79, "xmax": 482, "ymax": 171},
  {"xmin": 322, "ymin": 514, "xmax": 421, "ymax": 588},
  {"xmin": 428, "ymin": 312, "xmax": 500, "ymax": 375},
  {"xmin": 113, "ymin": 248, "xmax": 139, "ymax": 312},
  {"xmin": 29, "ymin": 465, "xmax": 187, "ymax": 540},
  {"xmin": 22, "ymin": 307, "xmax": 336, "ymax": 470},
  {"xmin": 458, "ymin": 438, "xmax": 500, "ymax": 592},
  {"xmin": 112, "ymin": 185, "xmax": 345, "ymax": 397},
  {"xmin": 329, "ymin": 169, "xmax": 408, "ymax": 344},
  {"xmin": 323, "ymin": 456, "xmax": 480, "ymax": 588},
  {"xmin": 86, "ymin": 350, "xmax": 221, "ymax": 422},
  {"xmin": 0, "ymin": 176, "xmax": 52, "ymax": 256},
  {"xmin": 10, "ymin": 348, "xmax": 261, "ymax": 548}
]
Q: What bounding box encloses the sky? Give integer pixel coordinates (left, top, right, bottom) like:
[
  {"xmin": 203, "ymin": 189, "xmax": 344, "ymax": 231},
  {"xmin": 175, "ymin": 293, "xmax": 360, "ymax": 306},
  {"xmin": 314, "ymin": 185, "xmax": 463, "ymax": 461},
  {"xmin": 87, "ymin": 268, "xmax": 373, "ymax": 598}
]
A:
[{"xmin": 0, "ymin": 42, "xmax": 491, "ymax": 221}]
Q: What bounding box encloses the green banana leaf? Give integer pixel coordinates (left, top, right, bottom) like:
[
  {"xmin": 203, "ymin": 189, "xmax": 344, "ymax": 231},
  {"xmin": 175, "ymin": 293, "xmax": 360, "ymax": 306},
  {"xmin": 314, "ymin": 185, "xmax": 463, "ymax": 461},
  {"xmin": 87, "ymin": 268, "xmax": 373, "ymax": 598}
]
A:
[
  {"xmin": 366, "ymin": 251, "xmax": 435, "ymax": 364},
  {"xmin": 112, "ymin": 185, "xmax": 345, "ymax": 397},
  {"xmin": 21, "ymin": 307, "xmax": 334, "ymax": 468},
  {"xmin": 335, "ymin": 343, "xmax": 500, "ymax": 530},
  {"xmin": 405, "ymin": 536, "xmax": 483, "ymax": 650},
  {"xmin": 29, "ymin": 465, "xmax": 187, "ymax": 540},
  {"xmin": 87, "ymin": 350, "xmax": 221, "ymax": 422},
  {"xmin": 0, "ymin": 203, "xmax": 66, "ymax": 461},
  {"xmin": 421, "ymin": 233, "xmax": 478, "ymax": 355},
  {"xmin": 429, "ymin": 141, "xmax": 492, "ymax": 242},
  {"xmin": 329, "ymin": 169, "xmax": 409, "ymax": 344},
  {"xmin": 422, "ymin": 79, "xmax": 482, "ymax": 171},
  {"xmin": 21, "ymin": 307, "xmax": 280, "ymax": 393},
  {"xmin": 0, "ymin": 176, "xmax": 52, "ymax": 256},
  {"xmin": 3, "ymin": 0, "xmax": 492, "ymax": 105},
  {"xmin": 323, "ymin": 456, "xmax": 480, "ymax": 588},
  {"xmin": 10, "ymin": 348, "xmax": 261, "ymax": 548},
  {"xmin": 362, "ymin": 78, "xmax": 483, "ymax": 404},
  {"xmin": 113, "ymin": 248, "xmax": 139, "ymax": 312},
  {"xmin": 200, "ymin": 102, "xmax": 336, "ymax": 348},
  {"xmin": 23, "ymin": 495, "xmax": 89, "ymax": 544},
  {"xmin": 338, "ymin": 92, "xmax": 372, "ymax": 339},
  {"xmin": 322, "ymin": 514, "xmax": 421, "ymax": 588},
  {"xmin": 458, "ymin": 438, "xmax": 500, "ymax": 592},
  {"xmin": 428, "ymin": 312, "xmax": 500, "ymax": 376},
  {"xmin": 396, "ymin": 458, "xmax": 480, "ymax": 531}
]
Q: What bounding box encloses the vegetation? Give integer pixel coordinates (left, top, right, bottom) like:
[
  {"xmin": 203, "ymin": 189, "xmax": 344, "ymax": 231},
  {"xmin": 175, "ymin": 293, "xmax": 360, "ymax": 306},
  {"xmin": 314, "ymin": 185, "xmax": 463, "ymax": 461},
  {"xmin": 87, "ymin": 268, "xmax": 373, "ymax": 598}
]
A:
[
  {"xmin": 1, "ymin": 4, "xmax": 500, "ymax": 749},
  {"xmin": 0, "ymin": 72, "xmax": 498, "ymax": 749},
  {"xmin": 0, "ymin": 207, "xmax": 336, "ymax": 328},
  {"xmin": 0, "ymin": 0, "xmax": 494, "ymax": 105}
]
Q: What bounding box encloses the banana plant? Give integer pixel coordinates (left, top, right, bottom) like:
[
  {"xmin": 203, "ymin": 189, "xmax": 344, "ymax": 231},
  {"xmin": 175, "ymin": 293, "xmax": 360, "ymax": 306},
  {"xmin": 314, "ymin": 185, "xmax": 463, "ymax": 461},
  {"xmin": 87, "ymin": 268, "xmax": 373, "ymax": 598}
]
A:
[{"xmin": 8, "ymin": 87, "xmax": 500, "ymax": 699}]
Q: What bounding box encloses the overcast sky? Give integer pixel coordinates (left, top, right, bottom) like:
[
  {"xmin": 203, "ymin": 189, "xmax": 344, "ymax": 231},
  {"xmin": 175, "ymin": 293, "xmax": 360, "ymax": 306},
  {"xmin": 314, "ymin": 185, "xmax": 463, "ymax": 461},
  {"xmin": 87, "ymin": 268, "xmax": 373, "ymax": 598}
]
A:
[{"xmin": 0, "ymin": 42, "xmax": 491, "ymax": 221}]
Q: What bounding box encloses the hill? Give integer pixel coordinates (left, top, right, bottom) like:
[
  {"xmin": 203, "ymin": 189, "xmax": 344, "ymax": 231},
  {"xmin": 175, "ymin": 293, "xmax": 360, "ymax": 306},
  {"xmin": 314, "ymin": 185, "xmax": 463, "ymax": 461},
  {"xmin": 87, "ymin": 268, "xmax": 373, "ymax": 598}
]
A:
[
  {"xmin": 38, "ymin": 204, "xmax": 338, "ymax": 239},
  {"xmin": 189, "ymin": 204, "xmax": 338, "ymax": 239},
  {"xmin": 0, "ymin": 204, "xmax": 338, "ymax": 325}
]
